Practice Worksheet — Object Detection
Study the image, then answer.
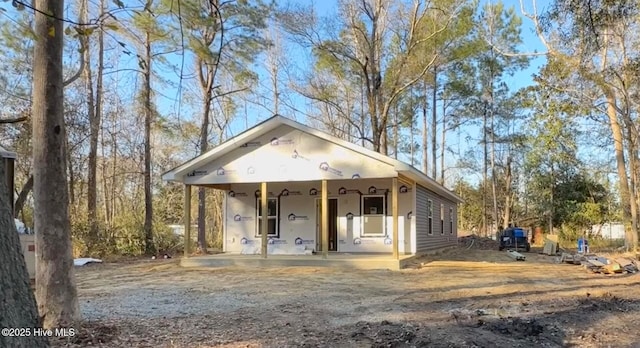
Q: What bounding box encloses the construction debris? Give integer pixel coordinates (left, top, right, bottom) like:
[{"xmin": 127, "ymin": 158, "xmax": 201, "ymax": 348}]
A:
[
  {"xmin": 542, "ymin": 235, "xmax": 559, "ymax": 255},
  {"xmin": 558, "ymin": 253, "xmax": 582, "ymax": 265},
  {"xmin": 555, "ymin": 252, "xmax": 640, "ymax": 275},
  {"xmin": 616, "ymin": 258, "xmax": 639, "ymax": 273},
  {"xmin": 507, "ymin": 250, "xmax": 526, "ymax": 261},
  {"xmin": 581, "ymin": 255, "xmax": 636, "ymax": 275},
  {"xmin": 458, "ymin": 235, "xmax": 499, "ymax": 250}
]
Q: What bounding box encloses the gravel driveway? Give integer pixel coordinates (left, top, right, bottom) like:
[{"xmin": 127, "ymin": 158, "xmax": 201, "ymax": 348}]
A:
[{"xmin": 52, "ymin": 248, "xmax": 640, "ymax": 347}]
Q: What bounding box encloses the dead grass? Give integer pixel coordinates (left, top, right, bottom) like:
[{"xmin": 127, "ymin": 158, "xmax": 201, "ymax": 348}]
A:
[{"xmin": 53, "ymin": 247, "xmax": 640, "ymax": 348}]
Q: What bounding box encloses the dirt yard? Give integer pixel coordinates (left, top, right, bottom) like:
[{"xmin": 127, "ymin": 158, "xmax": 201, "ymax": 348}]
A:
[{"xmin": 52, "ymin": 248, "xmax": 640, "ymax": 348}]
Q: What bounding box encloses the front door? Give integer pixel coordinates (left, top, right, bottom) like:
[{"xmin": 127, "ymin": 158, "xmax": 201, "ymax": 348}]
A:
[{"xmin": 316, "ymin": 198, "xmax": 338, "ymax": 251}]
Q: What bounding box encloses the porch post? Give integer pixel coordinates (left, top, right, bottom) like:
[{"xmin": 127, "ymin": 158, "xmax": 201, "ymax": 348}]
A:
[
  {"xmin": 184, "ymin": 184, "xmax": 192, "ymax": 257},
  {"xmin": 261, "ymin": 182, "xmax": 268, "ymax": 259},
  {"xmin": 392, "ymin": 177, "xmax": 399, "ymax": 259},
  {"xmin": 321, "ymin": 179, "xmax": 329, "ymax": 259}
]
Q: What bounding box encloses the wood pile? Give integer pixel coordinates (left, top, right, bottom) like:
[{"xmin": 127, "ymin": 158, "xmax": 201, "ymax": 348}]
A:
[
  {"xmin": 458, "ymin": 235, "xmax": 499, "ymax": 250},
  {"xmin": 558, "ymin": 252, "xmax": 639, "ymax": 275}
]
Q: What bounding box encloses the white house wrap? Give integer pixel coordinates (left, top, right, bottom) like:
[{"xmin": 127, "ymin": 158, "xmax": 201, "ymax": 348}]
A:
[{"xmin": 162, "ymin": 115, "xmax": 462, "ymax": 258}]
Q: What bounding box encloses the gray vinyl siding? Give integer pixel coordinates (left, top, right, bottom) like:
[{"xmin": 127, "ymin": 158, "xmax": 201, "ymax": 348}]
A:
[{"xmin": 415, "ymin": 184, "xmax": 457, "ymax": 253}]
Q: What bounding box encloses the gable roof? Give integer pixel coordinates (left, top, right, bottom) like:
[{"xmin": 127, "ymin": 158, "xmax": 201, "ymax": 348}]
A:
[{"xmin": 162, "ymin": 115, "xmax": 462, "ymax": 203}]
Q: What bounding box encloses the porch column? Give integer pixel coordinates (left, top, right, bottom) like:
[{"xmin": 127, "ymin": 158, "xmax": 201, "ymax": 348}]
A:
[
  {"xmin": 321, "ymin": 179, "xmax": 329, "ymax": 259},
  {"xmin": 184, "ymin": 184, "xmax": 192, "ymax": 257},
  {"xmin": 261, "ymin": 182, "xmax": 268, "ymax": 259},
  {"xmin": 392, "ymin": 177, "xmax": 399, "ymax": 259}
]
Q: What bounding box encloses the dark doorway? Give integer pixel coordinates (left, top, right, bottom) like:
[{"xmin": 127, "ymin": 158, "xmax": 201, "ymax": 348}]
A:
[{"xmin": 328, "ymin": 198, "xmax": 338, "ymax": 251}]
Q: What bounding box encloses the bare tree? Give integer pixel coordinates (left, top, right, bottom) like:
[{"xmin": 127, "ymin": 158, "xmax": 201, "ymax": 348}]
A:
[
  {"xmin": 280, "ymin": 0, "xmax": 463, "ymax": 154},
  {"xmin": 142, "ymin": 1, "xmax": 155, "ymax": 255},
  {"xmin": 80, "ymin": 0, "xmax": 104, "ymax": 251}
]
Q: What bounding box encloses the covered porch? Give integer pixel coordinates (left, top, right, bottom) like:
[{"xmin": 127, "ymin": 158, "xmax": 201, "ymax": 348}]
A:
[{"xmin": 181, "ymin": 175, "xmax": 411, "ymax": 261}]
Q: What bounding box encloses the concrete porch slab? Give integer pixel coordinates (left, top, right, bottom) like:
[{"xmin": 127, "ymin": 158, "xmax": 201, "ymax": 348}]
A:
[{"xmin": 180, "ymin": 253, "xmax": 416, "ymax": 270}]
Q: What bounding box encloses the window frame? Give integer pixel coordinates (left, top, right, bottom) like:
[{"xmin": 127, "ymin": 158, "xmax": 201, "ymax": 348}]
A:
[
  {"xmin": 449, "ymin": 207, "xmax": 454, "ymax": 234},
  {"xmin": 427, "ymin": 199, "xmax": 433, "ymax": 235},
  {"xmin": 440, "ymin": 203, "xmax": 445, "ymax": 235},
  {"xmin": 361, "ymin": 194, "xmax": 387, "ymax": 237},
  {"xmin": 255, "ymin": 197, "xmax": 279, "ymax": 238}
]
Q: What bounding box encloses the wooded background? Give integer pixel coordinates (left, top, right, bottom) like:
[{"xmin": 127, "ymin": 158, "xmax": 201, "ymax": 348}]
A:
[{"xmin": 1, "ymin": 0, "xmax": 637, "ymax": 258}]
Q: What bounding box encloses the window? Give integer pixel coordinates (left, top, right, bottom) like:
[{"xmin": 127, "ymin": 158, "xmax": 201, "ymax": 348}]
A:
[
  {"xmin": 449, "ymin": 207, "xmax": 454, "ymax": 234},
  {"xmin": 362, "ymin": 195, "xmax": 386, "ymax": 237},
  {"xmin": 427, "ymin": 199, "xmax": 433, "ymax": 235},
  {"xmin": 440, "ymin": 203, "xmax": 445, "ymax": 235},
  {"xmin": 256, "ymin": 197, "xmax": 279, "ymax": 237}
]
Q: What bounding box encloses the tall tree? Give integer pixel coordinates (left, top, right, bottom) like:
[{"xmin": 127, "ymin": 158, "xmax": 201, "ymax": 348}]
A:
[
  {"xmin": 522, "ymin": 0, "xmax": 640, "ymax": 249},
  {"xmin": 521, "ymin": 80, "xmax": 582, "ymax": 230},
  {"xmin": 32, "ymin": 0, "xmax": 80, "ymax": 327},
  {"xmin": 142, "ymin": 1, "xmax": 155, "ymax": 255},
  {"xmin": 471, "ymin": 1, "xmax": 528, "ymax": 233},
  {"xmin": 178, "ymin": 0, "xmax": 269, "ymax": 252},
  {"xmin": 280, "ymin": 0, "xmax": 466, "ymax": 154},
  {"xmin": 411, "ymin": 2, "xmax": 475, "ymax": 178},
  {"xmin": 80, "ymin": 0, "xmax": 105, "ymax": 252}
]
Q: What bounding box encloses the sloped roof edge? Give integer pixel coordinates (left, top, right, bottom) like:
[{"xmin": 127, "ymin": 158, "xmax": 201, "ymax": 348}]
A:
[{"xmin": 162, "ymin": 115, "xmax": 462, "ymax": 203}]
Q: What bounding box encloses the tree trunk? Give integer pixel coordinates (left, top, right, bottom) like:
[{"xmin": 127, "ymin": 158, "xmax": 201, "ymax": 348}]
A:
[
  {"xmin": 604, "ymin": 91, "xmax": 635, "ymax": 248},
  {"xmin": 108, "ymin": 107, "xmax": 118, "ymax": 225},
  {"xmin": 143, "ymin": 26, "xmax": 155, "ymax": 255},
  {"xmin": 197, "ymin": 95, "xmax": 210, "ymax": 253},
  {"xmin": 380, "ymin": 120, "xmax": 388, "ymax": 155},
  {"xmin": 502, "ymin": 156, "xmax": 512, "ymax": 229},
  {"xmin": 482, "ymin": 102, "xmax": 488, "ymax": 237},
  {"xmin": 393, "ymin": 103, "xmax": 398, "ymax": 159},
  {"xmin": 549, "ymin": 161, "xmax": 554, "ymax": 234},
  {"xmin": 490, "ymin": 99, "xmax": 499, "ymax": 232},
  {"xmin": 422, "ymin": 82, "xmax": 428, "ymax": 174},
  {"xmin": 360, "ymin": 80, "xmax": 366, "ymax": 147},
  {"xmin": 95, "ymin": 0, "xmax": 105, "ymax": 219},
  {"xmin": 197, "ymin": 54, "xmax": 214, "ymax": 253},
  {"xmin": 100, "ymin": 125, "xmax": 109, "ymax": 227},
  {"xmin": 32, "ymin": 0, "xmax": 80, "ymax": 328},
  {"xmin": 82, "ymin": 0, "xmax": 99, "ymax": 251},
  {"xmin": 67, "ymin": 140, "xmax": 75, "ymax": 211},
  {"xmin": 625, "ymin": 125, "xmax": 639, "ymax": 250},
  {"xmin": 269, "ymin": 31, "xmax": 280, "ymax": 115},
  {"xmin": 440, "ymin": 102, "xmax": 446, "ymax": 184},
  {"xmin": 0, "ymin": 163, "xmax": 48, "ymax": 348},
  {"xmin": 410, "ymin": 113, "xmax": 415, "ymax": 166},
  {"xmin": 431, "ymin": 67, "xmax": 437, "ymax": 179}
]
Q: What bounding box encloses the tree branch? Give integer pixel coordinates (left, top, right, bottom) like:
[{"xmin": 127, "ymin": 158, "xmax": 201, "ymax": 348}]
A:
[
  {"xmin": 63, "ymin": 34, "xmax": 86, "ymax": 87},
  {"xmin": 14, "ymin": 174, "xmax": 33, "ymax": 217},
  {"xmin": 519, "ymin": 0, "xmax": 554, "ymax": 54},
  {"xmin": 0, "ymin": 116, "xmax": 28, "ymax": 124},
  {"xmin": 209, "ymin": 87, "xmax": 249, "ymax": 101}
]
